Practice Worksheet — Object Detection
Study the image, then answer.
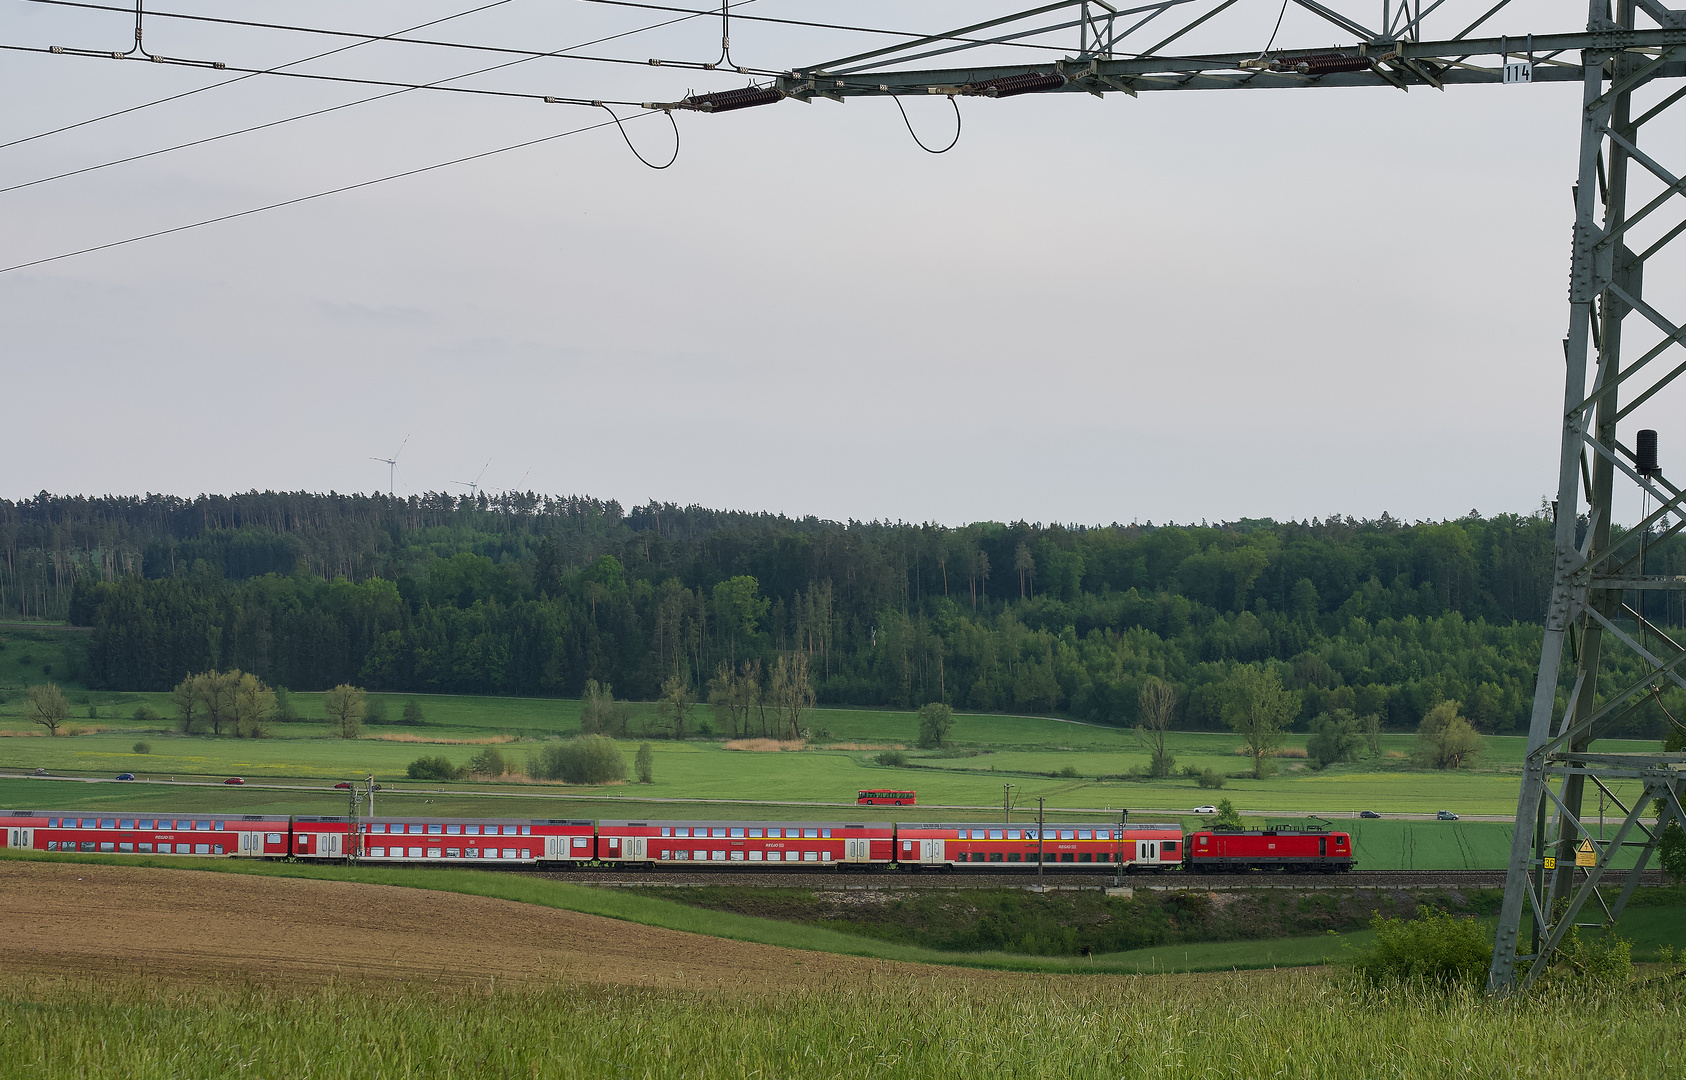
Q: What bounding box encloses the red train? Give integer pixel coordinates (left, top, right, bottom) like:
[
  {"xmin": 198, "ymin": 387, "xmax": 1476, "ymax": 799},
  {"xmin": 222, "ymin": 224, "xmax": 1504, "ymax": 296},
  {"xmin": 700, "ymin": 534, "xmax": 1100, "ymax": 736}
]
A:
[{"xmin": 1, "ymin": 810, "xmax": 1354, "ymax": 874}]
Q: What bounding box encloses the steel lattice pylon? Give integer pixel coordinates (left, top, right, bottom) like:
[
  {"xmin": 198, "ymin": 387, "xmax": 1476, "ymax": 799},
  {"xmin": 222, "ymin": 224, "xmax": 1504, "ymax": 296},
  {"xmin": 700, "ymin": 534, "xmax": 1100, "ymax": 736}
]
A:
[{"xmin": 672, "ymin": 0, "xmax": 1686, "ymax": 991}]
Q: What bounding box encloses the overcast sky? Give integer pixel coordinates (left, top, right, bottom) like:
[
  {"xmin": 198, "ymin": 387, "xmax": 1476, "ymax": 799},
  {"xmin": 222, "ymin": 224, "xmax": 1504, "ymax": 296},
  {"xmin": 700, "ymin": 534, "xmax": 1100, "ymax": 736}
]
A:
[{"xmin": 3, "ymin": 0, "xmax": 1671, "ymax": 526}]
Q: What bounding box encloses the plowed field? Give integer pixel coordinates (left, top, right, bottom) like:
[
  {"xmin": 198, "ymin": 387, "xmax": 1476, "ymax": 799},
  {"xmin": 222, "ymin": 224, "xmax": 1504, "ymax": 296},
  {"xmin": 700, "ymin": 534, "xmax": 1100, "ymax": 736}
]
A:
[{"xmin": 0, "ymin": 862, "xmax": 991, "ymax": 992}]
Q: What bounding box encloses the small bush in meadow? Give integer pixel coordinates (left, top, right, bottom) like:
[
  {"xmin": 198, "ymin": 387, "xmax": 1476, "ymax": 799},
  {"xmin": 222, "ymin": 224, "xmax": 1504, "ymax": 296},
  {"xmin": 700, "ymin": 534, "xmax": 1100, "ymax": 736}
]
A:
[
  {"xmin": 1346, "ymin": 908, "xmax": 1492, "ymax": 988},
  {"xmin": 132, "ymin": 741, "xmax": 151, "ymax": 755},
  {"xmin": 875, "ymin": 750, "xmax": 908, "ymax": 767},
  {"xmin": 406, "ymin": 755, "xmax": 466, "ymax": 782}
]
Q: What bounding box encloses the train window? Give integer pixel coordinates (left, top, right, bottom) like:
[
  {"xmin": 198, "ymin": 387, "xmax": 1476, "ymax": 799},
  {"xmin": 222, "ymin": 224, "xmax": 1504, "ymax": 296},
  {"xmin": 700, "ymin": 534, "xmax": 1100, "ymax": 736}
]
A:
[
  {"xmin": 1163, "ymin": 841, "xmax": 1178, "ymax": 854},
  {"xmin": 1060, "ymin": 830, "xmax": 1076, "ymax": 840},
  {"xmin": 371, "ymin": 847, "xmax": 385, "ymax": 857},
  {"xmin": 1007, "ymin": 830, "xmax": 1022, "ymax": 840},
  {"xmin": 730, "ymin": 828, "xmax": 745, "ymax": 838},
  {"xmin": 764, "ymin": 828, "xmax": 778, "ymax": 838},
  {"xmin": 138, "ymin": 843, "xmax": 153, "ymax": 853},
  {"xmin": 466, "ymin": 825, "xmax": 480, "ymax": 835},
  {"xmin": 708, "ymin": 828, "xmax": 724, "ymax": 838},
  {"xmin": 803, "ymin": 851, "xmax": 818, "ymax": 861},
  {"xmin": 428, "ymin": 825, "xmax": 443, "ymax": 835},
  {"xmin": 80, "ymin": 842, "xmax": 95, "ymax": 852},
  {"xmin": 660, "ymin": 827, "xmax": 672, "ymax": 837},
  {"xmin": 1078, "ymin": 830, "xmax": 1092, "ymax": 840},
  {"xmin": 969, "ymin": 830, "xmax": 985, "ymax": 840},
  {"xmin": 988, "ymin": 852, "xmax": 1004, "ymax": 862},
  {"xmin": 199, "ymin": 822, "xmax": 212, "ymax": 832},
  {"xmin": 119, "ymin": 819, "xmax": 134, "ymax": 829},
  {"xmin": 119, "ymin": 842, "xmax": 134, "ymax": 853},
  {"xmin": 693, "ymin": 849, "xmax": 707, "ymax": 861},
  {"xmin": 903, "ymin": 840, "xmax": 913, "ymax": 851},
  {"xmin": 748, "ymin": 828, "xmax": 763, "ymax": 838},
  {"xmin": 1007, "ymin": 853, "xmax": 1022, "ymax": 862},
  {"xmin": 46, "ymin": 842, "xmax": 58, "ymax": 851},
  {"xmin": 520, "ymin": 827, "xmax": 532, "ymax": 836},
  {"xmin": 660, "ymin": 850, "xmax": 672, "ymax": 859},
  {"xmin": 409, "ymin": 825, "xmax": 424, "ymax": 835},
  {"xmin": 47, "ymin": 819, "xmax": 58, "ymax": 828},
  {"xmin": 428, "ymin": 848, "xmax": 442, "ymax": 858},
  {"xmin": 498, "ymin": 826, "xmax": 512, "ymax": 836},
  {"xmin": 748, "ymin": 850, "xmax": 763, "ymax": 861},
  {"xmin": 213, "ymin": 845, "xmax": 224, "ymax": 855},
  {"xmin": 822, "ymin": 829, "xmax": 832, "ymax": 838},
  {"xmin": 503, "ymin": 849, "xmax": 518, "ymax": 859},
  {"xmin": 607, "ymin": 837, "xmax": 620, "ymax": 848},
  {"xmin": 1096, "ymin": 830, "xmax": 1110, "ymax": 840},
  {"xmin": 98, "ymin": 842, "xmax": 114, "ymax": 852},
  {"xmin": 672, "ymin": 827, "xmax": 687, "ymax": 837},
  {"xmin": 572, "ymin": 837, "xmax": 589, "ymax": 848},
  {"xmin": 1079, "ymin": 853, "xmax": 1093, "ymax": 863},
  {"xmin": 1060, "ymin": 853, "xmax": 1075, "ymax": 862},
  {"xmin": 988, "ymin": 830, "xmax": 1003, "ymax": 840},
  {"xmin": 138, "ymin": 820, "xmax": 154, "ymax": 830},
  {"xmin": 195, "ymin": 844, "xmax": 211, "ymax": 855},
  {"xmin": 215, "ymin": 822, "xmax": 225, "ymax": 831},
  {"xmin": 464, "ymin": 847, "xmax": 478, "ymax": 858},
  {"xmin": 101, "ymin": 819, "xmax": 115, "ymax": 830},
  {"xmin": 712, "ymin": 850, "xmax": 726, "ymax": 861}
]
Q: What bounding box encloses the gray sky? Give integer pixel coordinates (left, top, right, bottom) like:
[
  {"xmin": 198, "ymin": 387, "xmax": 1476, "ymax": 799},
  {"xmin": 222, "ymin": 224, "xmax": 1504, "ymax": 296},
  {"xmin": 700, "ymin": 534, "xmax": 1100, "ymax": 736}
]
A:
[{"xmin": 4, "ymin": 0, "xmax": 1664, "ymax": 526}]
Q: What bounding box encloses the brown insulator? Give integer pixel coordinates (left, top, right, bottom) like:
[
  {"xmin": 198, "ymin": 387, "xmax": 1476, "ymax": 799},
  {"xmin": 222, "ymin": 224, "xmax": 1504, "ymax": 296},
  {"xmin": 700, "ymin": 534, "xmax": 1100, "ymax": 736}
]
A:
[
  {"xmin": 962, "ymin": 71, "xmax": 1067, "ymax": 97},
  {"xmin": 684, "ymin": 85, "xmax": 784, "ymax": 112},
  {"xmin": 1289, "ymin": 53, "xmax": 1373, "ymax": 75}
]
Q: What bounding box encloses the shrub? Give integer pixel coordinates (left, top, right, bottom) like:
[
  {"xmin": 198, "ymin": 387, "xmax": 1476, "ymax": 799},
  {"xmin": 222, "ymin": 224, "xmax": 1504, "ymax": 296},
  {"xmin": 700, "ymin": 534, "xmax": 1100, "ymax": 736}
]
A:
[
  {"xmin": 528, "ymin": 735, "xmax": 626, "ymax": 784},
  {"xmin": 635, "ymin": 742, "xmax": 654, "ymax": 783},
  {"xmin": 365, "ymin": 698, "xmax": 389, "ymax": 726},
  {"xmin": 132, "ymin": 741, "xmax": 151, "ymax": 755},
  {"xmin": 1057, "ymin": 765, "xmax": 1080, "ymax": 779},
  {"xmin": 86, "ymin": 704, "xmax": 99, "ymax": 719},
  {"xmin": 1213, "ymin": 799, "xmax": 1244, "ymax": 829},
  {"xmin": 1346, "ymin": 908, "xmax": 1493, "ymax": 988},
  {"xmin": 1544, "ymin": 929, "xmax": 1633, "ymax": 988},
  {"xmin": 406, "ymin": 755, "xmax": 465, "ymax": 782},
  {"xmin": 131, "ymin": 706, "xmax": 161, "ymax": 724},
  {"xmin": 1197, "ymin": 768, "xmax": 1226, "ymax": 790},
  {"xmin": 467, "ymin": 747, "xmax": 507, "ymax": 778},
  {"xmin": 402, "ymin": 699, "xmax": 425, "ymax": 726},
  {"xmin": 875, "ymin": 750, "xmax": 908, "ymax": 767}
]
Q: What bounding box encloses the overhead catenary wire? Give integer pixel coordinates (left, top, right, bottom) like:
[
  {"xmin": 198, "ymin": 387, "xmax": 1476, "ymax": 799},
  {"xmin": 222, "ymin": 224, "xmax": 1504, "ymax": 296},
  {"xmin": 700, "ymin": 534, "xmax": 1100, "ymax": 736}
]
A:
[
  {"xmin": 0, "ymin": 3, "xmax": 724, "ymax": 194},
  {"xmin": 597, "ymin": 103, "xmax": 679, "ymax": 168},
  {"xmin": 0, "ymin": 111, "xmax": 651, "ymax": 276},
  {"xmin": 0, "ymin": 0, "xmax": 517, "ymax": 152}
]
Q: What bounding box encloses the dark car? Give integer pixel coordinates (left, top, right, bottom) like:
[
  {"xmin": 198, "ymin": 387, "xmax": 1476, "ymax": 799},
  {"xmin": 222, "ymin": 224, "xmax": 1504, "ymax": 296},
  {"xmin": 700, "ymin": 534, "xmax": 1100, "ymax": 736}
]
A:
[
  {"xmin": 115, "ymin": 773, "xmax": 135, "ymax": 781},
  {"xmin": 224, "ymin": 776, "xmax": 245, "ymax": 785},
  {"xmin": 334, "ymin": 781, "xmax": 352, "ymax": 789},
  {"xmin": 1437, "ymin": 809, "xmax": 1459, "ymax": 821},
  {"xmin": 1359, "ymin": 810, "xmax": 1381, "ymax": 819}
]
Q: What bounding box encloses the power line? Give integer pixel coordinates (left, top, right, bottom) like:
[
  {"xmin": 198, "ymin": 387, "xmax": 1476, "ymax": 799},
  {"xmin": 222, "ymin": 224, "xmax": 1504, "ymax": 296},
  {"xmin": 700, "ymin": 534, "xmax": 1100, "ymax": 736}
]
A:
[
  {"xmin": 0, "ymin": 3, "xmax": 738, "ymax": 195},
  {"xmin": 0, "ymin": 0, "xmax": 517, "ymax": 151},
  {"xmin": 0, "ymin": 112, "xmax": 646, "ymax": 275}
]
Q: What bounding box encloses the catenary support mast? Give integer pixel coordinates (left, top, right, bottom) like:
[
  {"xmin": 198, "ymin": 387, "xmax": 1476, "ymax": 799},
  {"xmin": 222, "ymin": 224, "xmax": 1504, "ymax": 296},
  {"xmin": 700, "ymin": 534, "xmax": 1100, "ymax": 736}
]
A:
[{"xmin": 666, "ymin": 0, "xmax": 1686, "ymax": 991}]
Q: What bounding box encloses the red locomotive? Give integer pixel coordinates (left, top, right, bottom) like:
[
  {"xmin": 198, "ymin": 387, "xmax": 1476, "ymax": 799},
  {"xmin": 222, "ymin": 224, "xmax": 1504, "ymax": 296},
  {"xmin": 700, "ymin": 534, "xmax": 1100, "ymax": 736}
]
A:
[{"xmin": 1186, "ymin": 826, "xmax": 1354, "ymax": 873}]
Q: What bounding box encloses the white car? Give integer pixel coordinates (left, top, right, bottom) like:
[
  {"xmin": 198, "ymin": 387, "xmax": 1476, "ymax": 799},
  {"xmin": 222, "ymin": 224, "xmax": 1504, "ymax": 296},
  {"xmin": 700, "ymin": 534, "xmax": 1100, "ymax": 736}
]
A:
[{"xmin": 1193, "ymin": 804, "xmax": 1218, "ymax": 814}]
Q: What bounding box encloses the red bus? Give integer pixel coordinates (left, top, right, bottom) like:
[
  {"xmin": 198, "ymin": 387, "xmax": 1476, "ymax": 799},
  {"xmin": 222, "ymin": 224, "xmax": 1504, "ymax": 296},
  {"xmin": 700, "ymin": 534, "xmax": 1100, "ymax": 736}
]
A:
[{"xmin": 857, "ymin": 789, "xmax": 916, "ymax": 806}]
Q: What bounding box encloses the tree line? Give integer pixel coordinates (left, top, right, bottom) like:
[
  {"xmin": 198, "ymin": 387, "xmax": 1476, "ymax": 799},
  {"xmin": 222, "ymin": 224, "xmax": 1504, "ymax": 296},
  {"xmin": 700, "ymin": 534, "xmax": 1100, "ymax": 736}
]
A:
[{"xmin": 18, "ymin": 489, "xmax": 1680, "ymax": 736}]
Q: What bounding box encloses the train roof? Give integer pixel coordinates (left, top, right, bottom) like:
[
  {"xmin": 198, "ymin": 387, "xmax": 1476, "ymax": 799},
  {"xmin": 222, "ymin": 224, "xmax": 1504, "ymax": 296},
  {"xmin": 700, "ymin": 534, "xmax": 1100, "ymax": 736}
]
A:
[
  {"xmin": 21, "ymin": 811, "xmax": 292, "ymax": 822},
  {"xmin": 597, "ymin": 819, "xmax": 890, "ymax": 829},
  {"xmin": 895, "ymin": 821, "xmax": 1181, "ymax": 832}
]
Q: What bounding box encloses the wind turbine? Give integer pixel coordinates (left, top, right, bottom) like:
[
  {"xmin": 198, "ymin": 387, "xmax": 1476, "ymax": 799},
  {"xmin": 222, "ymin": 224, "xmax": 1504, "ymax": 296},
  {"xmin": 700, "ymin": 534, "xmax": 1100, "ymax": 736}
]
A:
[
  {"xmin": 451, "ymin": 459, "xmax": 491, "ymax": 499},
  {"xmin": 370, "ymin": 435, "xmax": 408, "ymax": 496}
]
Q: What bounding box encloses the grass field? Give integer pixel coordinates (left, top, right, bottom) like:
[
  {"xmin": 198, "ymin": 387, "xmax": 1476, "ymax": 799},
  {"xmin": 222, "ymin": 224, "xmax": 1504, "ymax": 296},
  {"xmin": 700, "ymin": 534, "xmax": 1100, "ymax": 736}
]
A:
[{"xmin": 9, "ymin": 966, "xmax": 1686, "ymax": 1080}]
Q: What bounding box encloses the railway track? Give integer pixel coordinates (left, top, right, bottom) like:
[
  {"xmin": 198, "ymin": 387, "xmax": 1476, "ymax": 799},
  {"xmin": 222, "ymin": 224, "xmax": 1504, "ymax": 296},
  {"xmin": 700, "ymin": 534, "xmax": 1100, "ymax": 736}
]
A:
[{"xmin": 538, "ymin": 867, "xmax": 1672, "ymax": 891}]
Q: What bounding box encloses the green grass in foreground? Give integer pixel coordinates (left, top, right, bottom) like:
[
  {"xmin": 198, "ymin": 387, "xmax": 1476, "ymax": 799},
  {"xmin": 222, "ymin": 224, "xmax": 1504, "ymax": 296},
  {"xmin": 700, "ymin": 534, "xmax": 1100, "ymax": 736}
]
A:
[{"xmin": 7, "ymin": 969, "xmax": 1686, "ymax": 1079}]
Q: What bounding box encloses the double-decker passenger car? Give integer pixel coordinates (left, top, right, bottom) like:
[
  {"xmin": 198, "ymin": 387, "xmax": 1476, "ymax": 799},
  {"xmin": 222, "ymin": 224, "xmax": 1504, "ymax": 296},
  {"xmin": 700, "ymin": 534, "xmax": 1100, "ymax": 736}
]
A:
[
  {"xmin": 1185, "ymin": 827, "xmax": 1354, "ymax": 872},
  {"xmin": 893, "ymin": 822, "xmax": 1184, "ymax": 870},
  {"xmin": 4, "ymin": 811, "xmax": 291, "ymax": 857},
  {"xmin": 349, "ymin": 817, "xmax": 595, "ymax": 865},
  {"xmin": 595, "ymin": 819, "xmax": 895, "ymax": 868}
]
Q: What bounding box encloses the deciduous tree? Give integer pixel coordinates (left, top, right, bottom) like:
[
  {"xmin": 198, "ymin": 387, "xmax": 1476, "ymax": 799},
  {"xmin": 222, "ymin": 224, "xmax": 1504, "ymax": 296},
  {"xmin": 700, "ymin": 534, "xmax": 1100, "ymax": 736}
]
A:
[
  {"xmin": 1414, "ymin": 702, "xmax": 1485, "ymax": 769},
  {"xmin": 917, "ymin": 701, "xmax": 954, "ymax": 749},
  {"xmin": 769, "ymin": 652, "xmax": 815, "ymax": 740},
  {"xmin": 1308, "ymin": 709, "xmax": 1364, "ymax": 769},
  {"xmin": 230, "ymin": 671, "xmax": 276, "ymax": 739},
  {"xmin": 658, "ymin": 673, "xmax": 696, "ymax": 739},
  {"xmin": 323, "ymin": 683, "xmax": 366, "ymax": 739},
  {"xmin": 635, "ymin": 742, "xmax": 654, "ymax": 784},
  {"xmin": 1222, "ymin": 666, "xmax": 1300, "ymax": 779},
  {"xmin": 26, "ymin": 683, "xmax": 70, "ymax": 735},
  {"xmin": 1135, "ymin": 677, "xmax": 1177, "ymax": 778}
]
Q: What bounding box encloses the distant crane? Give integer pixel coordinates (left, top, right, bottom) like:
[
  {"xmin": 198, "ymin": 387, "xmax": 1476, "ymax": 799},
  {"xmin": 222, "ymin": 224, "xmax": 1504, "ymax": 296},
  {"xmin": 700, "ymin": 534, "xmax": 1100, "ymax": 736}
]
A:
[
  {"xmin": 370, "ymin": 435, "xmax": 408, "ymax": 496},
  {"xmin": 451, "ymin": 459, "xmax": 491, "ymax": 499}
]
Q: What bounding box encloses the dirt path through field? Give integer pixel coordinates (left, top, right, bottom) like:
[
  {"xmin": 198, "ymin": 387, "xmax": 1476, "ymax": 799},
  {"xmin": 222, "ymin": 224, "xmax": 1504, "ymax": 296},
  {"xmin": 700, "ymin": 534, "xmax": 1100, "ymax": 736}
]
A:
[{"xmin": 0, "ymin": 862, "xmax": 1016, "ymax": 993}]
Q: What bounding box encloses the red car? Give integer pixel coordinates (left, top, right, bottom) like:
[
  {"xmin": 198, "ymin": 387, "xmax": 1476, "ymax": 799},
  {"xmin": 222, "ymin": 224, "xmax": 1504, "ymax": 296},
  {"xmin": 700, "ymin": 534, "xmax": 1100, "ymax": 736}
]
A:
[
  {"xmin": 223, "ymin": 777, "xmax": 245, "ymax": 785},
  {"xmin": 334, "ymin": 782, "xmax": 352, "ymax": 789}
]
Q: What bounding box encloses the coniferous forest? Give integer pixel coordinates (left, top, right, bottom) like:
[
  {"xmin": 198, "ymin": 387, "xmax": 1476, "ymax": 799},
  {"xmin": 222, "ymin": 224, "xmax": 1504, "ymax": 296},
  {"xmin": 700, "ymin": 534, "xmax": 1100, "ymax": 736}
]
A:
[{"xmin": 3, "ymin": 490, "xmax": 1681, "ymax": 737}]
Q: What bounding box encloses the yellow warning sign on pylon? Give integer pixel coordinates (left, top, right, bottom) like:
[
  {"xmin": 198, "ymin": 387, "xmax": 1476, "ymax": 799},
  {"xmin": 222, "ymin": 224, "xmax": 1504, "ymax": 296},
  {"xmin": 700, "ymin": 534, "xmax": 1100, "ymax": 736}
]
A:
[
  {"xmin": 1543, "ymin": 856, "xmax": 1556, "ymax": 870},
  {"xmin": 1576, "ymin": 838, "xmax": 1597, "ymax": 867}
]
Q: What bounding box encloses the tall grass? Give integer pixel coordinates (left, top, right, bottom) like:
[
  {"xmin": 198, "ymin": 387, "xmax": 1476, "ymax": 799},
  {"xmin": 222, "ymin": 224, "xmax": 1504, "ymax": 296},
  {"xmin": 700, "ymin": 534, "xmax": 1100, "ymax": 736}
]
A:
[{"xmin": 4, "ymin": 971, "xmax": 1684, "ymax": 1079}]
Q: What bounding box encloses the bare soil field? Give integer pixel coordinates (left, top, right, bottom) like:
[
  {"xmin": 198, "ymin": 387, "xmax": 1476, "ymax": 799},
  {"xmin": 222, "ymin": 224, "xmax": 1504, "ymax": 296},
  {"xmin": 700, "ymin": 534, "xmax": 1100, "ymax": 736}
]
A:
[{"xmin": 0, "ymin": 862, "xmax": 998, "ymax": 993}]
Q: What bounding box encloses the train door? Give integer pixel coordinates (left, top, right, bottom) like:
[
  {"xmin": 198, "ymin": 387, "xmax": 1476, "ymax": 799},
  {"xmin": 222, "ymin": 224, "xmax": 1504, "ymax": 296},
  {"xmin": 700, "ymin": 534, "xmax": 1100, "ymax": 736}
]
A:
[
  {"xmin": 546, "ymin": 835, "xmax": 565, "ymax": 861},
  {"xmin": 319, "ymin": 833, "xmax": 342, "ymax": 857},
  {"xmin": 8, "ymin": 828, "xmax": 31, "ymax": 850},
  {"xmin": 844, "ymin": 838, "xmax": 869, "ymax": 864},
  {"xmin": 239, "ymin": 830, "xmax": 263, "ymax": 855},
  {"xmin": 1136, "ymin": 840, "xmax": 1157, "ymax": 865},
  {"xmin": 625, "ymin": 836, "xmax": 646, "ymax": 861},
  {"xmin": 921, "ymin": 839, "xmax": 943, "ymax": 865},
  {"xmin": 1319, "ymin": 837, "xmax": 1328, "ymax": 857}
]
